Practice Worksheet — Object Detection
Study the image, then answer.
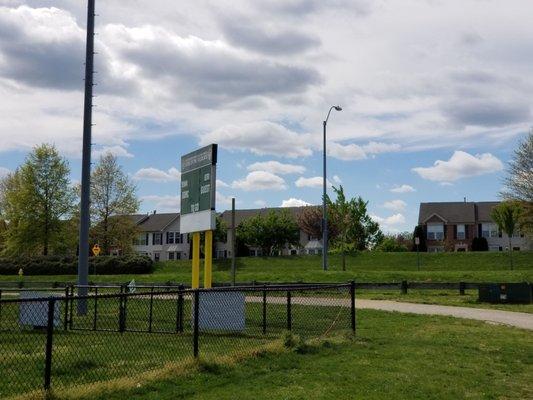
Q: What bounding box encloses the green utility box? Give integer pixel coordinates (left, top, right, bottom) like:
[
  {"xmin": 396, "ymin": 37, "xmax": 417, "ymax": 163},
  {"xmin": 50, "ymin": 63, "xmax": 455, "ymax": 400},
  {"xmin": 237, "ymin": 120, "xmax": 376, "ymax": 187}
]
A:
[{"xmin": 478, "ymin": 283, "xmax": 532, "ymax": 304}]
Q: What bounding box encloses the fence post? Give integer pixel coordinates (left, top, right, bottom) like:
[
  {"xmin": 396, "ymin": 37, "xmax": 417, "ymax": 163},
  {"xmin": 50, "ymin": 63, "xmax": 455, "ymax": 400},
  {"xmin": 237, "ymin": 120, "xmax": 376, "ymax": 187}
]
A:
[
  {"xmin": 148, "ymin": 287, "xmax": 154, "ymax": 333},
  {"xmin": 262, "ymin": 286, "xmax": 267, "ymax": 334},
  {"xmin": 459, "ymin": 282, "xmax": 465, "ymax": 296},
  {"xmin": 93, "ymin": 287, "xmax": 98, "ymax": 331},
  {"xmin": 193, "ymin": 290, "xmax": 200, "ymax": 358},
  {"xmin": 68, "ymin": 285, "xmax": 74, "ymax": 329},
  {"xmin": 350, "ymin": 281, "xmax": 356, "ymax": 335},
  {"xmin": 119, "ymin": 286, "xmax": 126, "ymax": 333},
  {"xmin": 176, "ymin": 285, "xmax": 184, "ymax": 333},
  {"xmin": 401, "ymin": 280, "xmax": 408, "ymax": 294},
  {"xmin": 44, "ymin": 299, "xmax": 55, "ymax": 391},
  {"xmin": 63, "ymin": 287, "xmax": 69, "ymax": 331},
  {"xmin": 286, "ymin": 291, "xmax": 292, "ymax": 331}
]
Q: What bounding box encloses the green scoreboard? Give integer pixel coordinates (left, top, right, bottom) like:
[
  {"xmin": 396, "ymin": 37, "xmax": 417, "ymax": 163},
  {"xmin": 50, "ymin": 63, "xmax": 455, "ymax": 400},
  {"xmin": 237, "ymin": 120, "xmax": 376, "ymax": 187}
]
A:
[{"xmin": 180, "ymin": 144, "xmax": 217, "ymax": 233}]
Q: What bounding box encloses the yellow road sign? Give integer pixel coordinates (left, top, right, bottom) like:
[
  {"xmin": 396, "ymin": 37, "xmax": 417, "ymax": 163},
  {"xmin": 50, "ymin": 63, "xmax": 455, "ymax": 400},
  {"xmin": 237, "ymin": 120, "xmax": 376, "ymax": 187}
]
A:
[{"xmin": 92, "ymin": 244, "xmax": 101, "ymax": 257}]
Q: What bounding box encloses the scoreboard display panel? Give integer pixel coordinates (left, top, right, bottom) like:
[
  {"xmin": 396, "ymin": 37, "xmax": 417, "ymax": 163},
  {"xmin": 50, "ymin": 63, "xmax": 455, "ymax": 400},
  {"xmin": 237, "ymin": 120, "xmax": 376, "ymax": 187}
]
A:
[{"xmin": 180, "ymin": 144, "xmax": 217, "ymax": 233}]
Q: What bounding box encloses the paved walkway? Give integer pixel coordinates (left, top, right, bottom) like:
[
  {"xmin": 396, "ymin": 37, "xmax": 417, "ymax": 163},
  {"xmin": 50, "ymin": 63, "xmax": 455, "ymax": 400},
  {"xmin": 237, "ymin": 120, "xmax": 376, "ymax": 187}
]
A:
[{"xmin": 247, "ymin": 296, "xmax": 533, "ymax": 331}]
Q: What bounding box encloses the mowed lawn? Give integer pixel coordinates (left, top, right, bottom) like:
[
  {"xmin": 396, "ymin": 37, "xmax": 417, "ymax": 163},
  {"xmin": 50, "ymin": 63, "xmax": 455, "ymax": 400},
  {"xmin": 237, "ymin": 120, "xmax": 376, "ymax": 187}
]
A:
[
  {"xmin": 1, "ymin": 252, "xmax": 532, "ymax": 311},
  {"xmin": 81, "ymin": 309, "xmax": 533, "ymax": 400},
  {"xmin": 1, "ymin": 251, "xmax": 532, "ymax": 284}
]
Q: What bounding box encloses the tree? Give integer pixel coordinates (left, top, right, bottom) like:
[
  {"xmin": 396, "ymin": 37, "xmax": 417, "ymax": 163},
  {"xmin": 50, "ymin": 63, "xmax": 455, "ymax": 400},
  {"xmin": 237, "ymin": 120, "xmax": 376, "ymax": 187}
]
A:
[
  {"xmin": 1, "ymin": 144, "xmax": 76, "ymax": 256},
  {"xmin": 501, "ymin": 131, "xmax": 532, "ymax": 235},
  {"xmin": 491, "ymin": 201, "xmax": 523, "ymax": 270},
  {"xmin": 90, "ymin": 153, "xmax": 139, "ymax": 255},
  {"xmin": 471, "ymin": 237, "xmax": 488, "ymax": 251},
  {"xmin": 297, "ymin": 205, "xmax": 339, "ymax": 240},
  {"xmin": 237, "ymin": 210, "xmax": 300, "ymax": 256},
  {"xmin": 376, "ymin": 233, "xmax": 411, "ymax": 252},
  {"xmin": 412, "ymin": 226, "xmax": 427, "ymax": 252},
  {"xmin": 327, "ymin": 186, "xmax": 383, "ymax": 270}
]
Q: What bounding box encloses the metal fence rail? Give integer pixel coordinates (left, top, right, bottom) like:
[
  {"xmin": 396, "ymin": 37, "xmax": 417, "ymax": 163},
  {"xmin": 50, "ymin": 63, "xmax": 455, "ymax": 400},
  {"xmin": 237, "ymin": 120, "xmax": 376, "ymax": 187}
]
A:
[{"xmin": 0, "ymin": 283, "xmax": 354, "ymax": 399}]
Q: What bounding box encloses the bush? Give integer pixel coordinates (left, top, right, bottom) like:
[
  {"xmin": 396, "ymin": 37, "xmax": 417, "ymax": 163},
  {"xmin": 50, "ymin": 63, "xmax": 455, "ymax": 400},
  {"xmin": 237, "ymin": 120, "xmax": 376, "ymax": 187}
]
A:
[
  {"xmin": 472, "ymin": 237, "xmax": 489, "ymax": 251},
  {"xmin": 375, "ymin": 237, "xmax": 409, "ymax": 252},
  {"xmin": 0, "ymin": 254, "xmax": 153, "ymax": 275}
]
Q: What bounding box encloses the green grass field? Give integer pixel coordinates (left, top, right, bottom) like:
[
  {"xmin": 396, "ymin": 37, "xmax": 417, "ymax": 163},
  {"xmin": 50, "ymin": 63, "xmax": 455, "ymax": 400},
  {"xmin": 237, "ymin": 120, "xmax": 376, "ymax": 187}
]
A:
[
  {"xmin": 79, "ymin": 310, "xmax": 533, "ymax": 400},
  {"xmin": 2, "ymin": 252, "xmax": 531, "ymax": 311},
  {"xmin": 0, "ymin": 289, "xmax": 352, "ymax": 399}
]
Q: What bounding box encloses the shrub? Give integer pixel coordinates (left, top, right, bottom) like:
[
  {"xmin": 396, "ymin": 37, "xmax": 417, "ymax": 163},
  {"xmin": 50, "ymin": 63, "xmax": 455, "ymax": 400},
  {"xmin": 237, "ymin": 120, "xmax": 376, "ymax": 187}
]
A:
[
  {"xmin": 0, "ymin": 254, "xmax": 153, "ymax": 275},
  {"xmin": 375, "ymin": 237, "xmax": 409, "ymax": 252},
  {"xmin": 472, "ymin": 237, "xmax": 489, "ymax": 251}
]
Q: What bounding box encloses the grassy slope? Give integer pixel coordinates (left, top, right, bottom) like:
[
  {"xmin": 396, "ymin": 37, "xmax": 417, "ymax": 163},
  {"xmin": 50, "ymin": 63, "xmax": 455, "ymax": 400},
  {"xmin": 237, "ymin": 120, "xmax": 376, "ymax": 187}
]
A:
[
  {"xmin": 2, "ymin": 252, "xmax": 532, "ymax": 284},
  {"xmin": 86, "ymin": 310, "xmax": 533, "ymax": 400},
  {"xmin": 2, "ymin": 252, "xmax": 532, "ymax": 311}
]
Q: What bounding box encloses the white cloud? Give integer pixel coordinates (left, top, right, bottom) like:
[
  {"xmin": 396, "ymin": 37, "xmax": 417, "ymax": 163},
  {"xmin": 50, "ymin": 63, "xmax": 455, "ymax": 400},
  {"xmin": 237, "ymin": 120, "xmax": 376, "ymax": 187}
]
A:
[
  {"xmin": 93, "ymin": 146, "xmax": 133, "ymax": 159},
  {"xmin": 281, "ymin": 198, "xmax": 311, "ymax": 207},
  {"xmin": 295, "ymin": 176, "xmax": 332, "ymax": 188},
  {"xmin": 216, "ymin": 179, "xmax": 230, "ymax": 188},
  {"xmin": 141, "ymin": 195, "xmax": 180, "ymax": 212},
  {"xmin": 327, "ymin": 142, "xmax": 367, "ymax": 161},
  {"xmin": 232, "ymin": 171, "xmax": 287, "ymax": 191},
  {"xmin": 371, "ymin": 213, "xmax": 406, "ymax": 231},
  {"xmin": 201, "ymin": 121, "xmax": 313, "ymax": 158},
  {"xmin": 216, "ymin": 191, "xmax": 234, "ymax": 206},
  {"xmin": 248, "ymin": 160, "xmax": 306, "ymax": 175},
  {"xmin": 133, "ymin": 167, "xmax": 181, "ymax": 182},
  {"xmin": 0, "ymin": 167, "xmax": 11, "ymax": 179},
  {"xmin": 254, "ymin": 199, "xmax": 267, "ymax": 207},
  {"xmin": 383, "ymin": 199, "xmax": 407, "ymax": 212},
  {"xmin": 412, "ymin": 151, "xmax": 504, "ymax": 182},
  {"xmin": 333, "ymin": 175, "xmax": 342, "ymax": 184},
  {"xmin": 390, "ymin": 184, "xmax": 416, "ymax": 193}
]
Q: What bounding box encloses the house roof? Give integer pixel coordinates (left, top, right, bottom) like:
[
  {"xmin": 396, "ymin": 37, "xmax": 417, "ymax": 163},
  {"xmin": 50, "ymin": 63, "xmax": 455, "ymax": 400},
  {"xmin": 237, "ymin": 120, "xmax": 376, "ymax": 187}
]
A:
[
  {"xmin": 418, "ymin": 202, "xmax": 476, "ymax": 224},
  {"xmin": 136, "ymin": 213, "xmax": 179, "ymax": 232},
  {"xmin": 476, "ymin": 201, "xmax": 500, "ymax": 222}
]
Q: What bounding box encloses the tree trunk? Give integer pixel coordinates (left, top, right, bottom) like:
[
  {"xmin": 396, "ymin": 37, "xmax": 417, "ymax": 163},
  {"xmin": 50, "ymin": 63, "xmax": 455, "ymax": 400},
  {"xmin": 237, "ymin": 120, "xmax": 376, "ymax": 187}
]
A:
[
  {"xmin": 342, "ymin": 250, "xmax": 346, "ymax": 271},
  {"xmin": 508, "ymin": 237, "xmax": 513, "ymax": 270}
]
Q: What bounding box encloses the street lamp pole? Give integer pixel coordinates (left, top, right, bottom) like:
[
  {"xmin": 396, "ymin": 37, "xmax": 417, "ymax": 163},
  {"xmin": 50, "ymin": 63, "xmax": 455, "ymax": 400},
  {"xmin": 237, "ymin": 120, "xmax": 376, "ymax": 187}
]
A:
[{"xmin": 322, "ymin": 105, "xmax": 342, "ymax": 271}]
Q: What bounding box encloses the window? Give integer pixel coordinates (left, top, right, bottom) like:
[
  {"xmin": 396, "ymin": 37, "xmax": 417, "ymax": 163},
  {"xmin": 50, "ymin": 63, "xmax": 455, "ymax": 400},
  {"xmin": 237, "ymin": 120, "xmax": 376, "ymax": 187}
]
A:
[
  {"xmin": 428, "ymin": 246, "xmax": 444, "ymax": 253},
  {"xmin": 168, "ymin": 252, "xmax": 174, "ymax": 260},
  {"xmin": 250, "ymin": 249, "xmax": 256, "ymax": 257},
  {"xmin": 176, "ymin": 234, "xmax": 185, "ymax": 244},
  {"xmin": 153, "ymin": 233, "xmax": 162, "ymax": 245},
  {"xmin": 489, "ymin": 246, "xmax": 500, "ymax": 252},
  {"xmin": 166, "ymin": 232, "xmax": 175, "ymax": 244},
  {"xmin": 513, "ymin": 247, "xmax": 521, "ymax": 251},
  {"xmin": 134, "ymin": 233, "xmax": 148, "ymax": 246},
  {"xmin": 290, "ymin": 249, "xmax": 297, "ymax": 255},
  {"xmin": 481, "ymin": 223, "xmax": 498, "ymax": 238},
  {"xmin": 456, "ymin": 224, "xmax": 465, "ymax": 240},
  {"xmin": 154, "ymin": 252, "xmax": 160, "ymax": 261},
  {"xmin": 308, "ymin": 249, "xmax": 315, "ymax": 255},
  {"xmin": 427, "ymin": 224, "xmax": 444, "ymax": 240}
]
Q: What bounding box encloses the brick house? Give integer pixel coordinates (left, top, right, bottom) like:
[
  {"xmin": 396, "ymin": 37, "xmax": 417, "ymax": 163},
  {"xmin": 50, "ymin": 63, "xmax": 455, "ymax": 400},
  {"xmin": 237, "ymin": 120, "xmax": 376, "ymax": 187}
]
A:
[{"xmin": 418, "ymin": 201, "xmax": 532, "ymax": 252}]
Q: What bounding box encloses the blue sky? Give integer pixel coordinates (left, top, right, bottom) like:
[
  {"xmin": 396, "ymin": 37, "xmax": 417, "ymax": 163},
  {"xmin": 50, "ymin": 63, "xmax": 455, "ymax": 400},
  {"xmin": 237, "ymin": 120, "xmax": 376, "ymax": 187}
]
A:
[{"xmin": 0, "ymin": 1, "xmax": 531, "ymax": 233}]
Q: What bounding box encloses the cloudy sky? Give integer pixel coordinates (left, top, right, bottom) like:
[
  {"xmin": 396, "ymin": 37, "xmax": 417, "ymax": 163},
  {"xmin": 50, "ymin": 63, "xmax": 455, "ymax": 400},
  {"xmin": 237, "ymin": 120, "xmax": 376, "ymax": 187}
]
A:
[{"xmin": 0, "ymin": 0, "xmax": 531, "ymax": 232}]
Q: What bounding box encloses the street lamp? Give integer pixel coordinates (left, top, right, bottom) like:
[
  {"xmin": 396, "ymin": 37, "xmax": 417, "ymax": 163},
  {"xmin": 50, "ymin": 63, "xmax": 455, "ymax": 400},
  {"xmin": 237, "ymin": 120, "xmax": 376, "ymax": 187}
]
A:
[{"xmin": 322, "ymin": 105, "xmax": 342, "ymax": 271}]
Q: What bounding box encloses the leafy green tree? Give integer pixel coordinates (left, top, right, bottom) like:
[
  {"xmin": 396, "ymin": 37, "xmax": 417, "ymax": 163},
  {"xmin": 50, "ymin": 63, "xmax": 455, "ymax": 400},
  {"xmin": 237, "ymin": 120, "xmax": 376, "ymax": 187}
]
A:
[
  {"xmin": 1, "ymin": 144, "xmax": 76, "ymax": 256},
  {"xmin": 327, "ymin": 186, "xmax": 383, "ymax": 270},
  {"xmin": 297, "ymin": 205, "xmax": 338, "ymax": 240},
  {"xmin": 491, "ymin": 201, "xmax": 523, "ymax": 270},
  {"xmin": 501, "ymin": 131, "xmax": 533, "ymax": 235},
  {"xmin": 376, "ymin": 235, "xmax": 409, "ymax": 252},
  {"xmin": 90, "ymin": 153, "xmax": 139, "ymax": 255},
  {"xmin": 237, "ymin": 210, "xmax": 299, "ymax": 256}
]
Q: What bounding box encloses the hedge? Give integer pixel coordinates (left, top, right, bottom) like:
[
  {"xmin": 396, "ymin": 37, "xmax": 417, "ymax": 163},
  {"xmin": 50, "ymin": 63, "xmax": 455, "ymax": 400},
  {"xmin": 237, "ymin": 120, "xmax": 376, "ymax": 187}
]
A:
[{"xmin": 0, "ymin": 255, "xmax": 153, "ymax": 275}]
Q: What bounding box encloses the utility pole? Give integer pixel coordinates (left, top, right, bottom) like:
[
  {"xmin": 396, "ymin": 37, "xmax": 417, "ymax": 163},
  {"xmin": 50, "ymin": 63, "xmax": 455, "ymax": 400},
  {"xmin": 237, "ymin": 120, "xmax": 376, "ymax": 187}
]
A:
[
  {"xmin": 231, "ymin": 198, "xmax": 236, "ymax": 286},
  {"xmin": 77, "ymin": 0, "xmax": 95, "ymax": 315}
]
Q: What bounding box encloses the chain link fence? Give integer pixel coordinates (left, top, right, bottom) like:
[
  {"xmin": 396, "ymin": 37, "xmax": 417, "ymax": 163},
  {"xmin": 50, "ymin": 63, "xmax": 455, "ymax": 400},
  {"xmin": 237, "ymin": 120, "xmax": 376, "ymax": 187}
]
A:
[{"xmin": 0, "ymin": 283, "xmax": 355, "ymax": 399}]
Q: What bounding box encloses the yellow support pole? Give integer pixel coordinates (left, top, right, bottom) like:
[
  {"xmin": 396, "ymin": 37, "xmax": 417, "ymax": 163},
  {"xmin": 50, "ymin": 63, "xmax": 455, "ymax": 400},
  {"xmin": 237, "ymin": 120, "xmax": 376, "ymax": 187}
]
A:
[
  {"xmin": 204, "ymin": 230, "xmax": 213, "ymax": 288},
  {"xmin": 192, "ymin": 232, "xmax": 200, "ymax": 289}
]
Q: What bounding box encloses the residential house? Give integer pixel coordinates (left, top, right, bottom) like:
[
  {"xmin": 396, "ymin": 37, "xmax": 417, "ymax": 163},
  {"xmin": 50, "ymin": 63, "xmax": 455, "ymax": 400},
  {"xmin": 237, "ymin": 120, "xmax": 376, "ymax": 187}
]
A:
[
  {"xmin": 418, "ymin": 201, "xmax": 531, "ymax": 252},
  {"xmin": 128, "ymin": 206, "xmax": 323, "ymax": 260},
  {"xmin": 130, "ymin": 212, "xmax": 189, "ymax": 261}
]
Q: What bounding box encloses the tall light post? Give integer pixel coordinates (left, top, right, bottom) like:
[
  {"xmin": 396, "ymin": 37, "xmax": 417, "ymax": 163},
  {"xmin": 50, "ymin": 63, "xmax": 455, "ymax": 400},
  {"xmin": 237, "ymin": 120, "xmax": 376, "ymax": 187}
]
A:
[
  {"xmin": 78, "ymin": 0, "xmax": 96, "ymax": 314},
  {"xmin": 322, "ymin": 105, "xmax": 342, "ymax": 271}
]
